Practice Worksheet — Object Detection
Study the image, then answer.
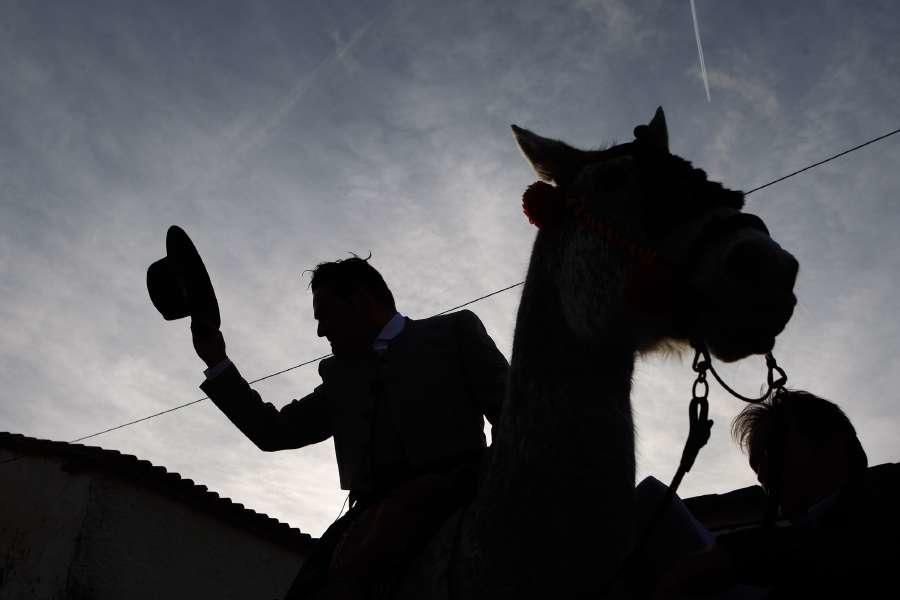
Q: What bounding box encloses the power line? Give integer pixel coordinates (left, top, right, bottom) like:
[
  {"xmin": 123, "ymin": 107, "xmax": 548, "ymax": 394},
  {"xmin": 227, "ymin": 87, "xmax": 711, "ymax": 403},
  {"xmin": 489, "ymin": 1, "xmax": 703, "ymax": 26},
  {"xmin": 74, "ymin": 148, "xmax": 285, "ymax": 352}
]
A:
[
  {"xmin": 63, "ymin": 281, "xmax": 533, "ymax": 447},
  {"xmin": 434, "ymin": 280, "xmax": 526, "ymax": 316},
  {"xmin": 745, "ymin": 127, "xmax": 900, "ymax": 195},
  {"xmin": 11, "ymin": 123, "xmax": 900, "ymax": 453},
  {"xmin": 65, "ymin": 353, "xmax": 333, "ymax": 444},
  {"xmin": 68, "ymin": 398, "xmax": 210, "ymax": 444}
]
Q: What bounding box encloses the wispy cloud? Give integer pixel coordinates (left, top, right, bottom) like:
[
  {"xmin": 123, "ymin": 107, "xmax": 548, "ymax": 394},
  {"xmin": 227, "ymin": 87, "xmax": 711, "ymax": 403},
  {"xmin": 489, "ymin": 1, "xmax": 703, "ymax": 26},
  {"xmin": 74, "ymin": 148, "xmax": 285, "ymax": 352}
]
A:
[
  {"xmin": 2, "ymin": 0, "xmax": 900, "ymax": 535},
  {"xmin": 176, "ymin": 14, "xmax": 381, "ymax": 202},
  {"xmin": 234, "ymin": 18, "xmax": 377, "ymax": 158}
]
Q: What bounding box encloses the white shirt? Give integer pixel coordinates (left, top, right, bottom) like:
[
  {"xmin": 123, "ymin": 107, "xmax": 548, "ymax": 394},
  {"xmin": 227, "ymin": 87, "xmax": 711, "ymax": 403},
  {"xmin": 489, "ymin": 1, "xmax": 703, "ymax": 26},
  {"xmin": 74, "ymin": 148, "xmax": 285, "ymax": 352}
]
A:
[
  {"xmin": 203, "ymin": 312, "xmax": 407, "ymax": 380},
  {"xmin": 373, "ymin": 311, "xmax": 406, "ymax": 353}
]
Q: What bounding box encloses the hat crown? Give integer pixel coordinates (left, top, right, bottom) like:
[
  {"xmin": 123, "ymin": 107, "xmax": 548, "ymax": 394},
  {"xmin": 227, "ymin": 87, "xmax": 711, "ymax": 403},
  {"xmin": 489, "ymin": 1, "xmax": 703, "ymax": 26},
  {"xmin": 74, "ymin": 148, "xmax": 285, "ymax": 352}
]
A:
[{"xmin": 146, "ymin": 226, "xmax": 220, "ymax": 328}]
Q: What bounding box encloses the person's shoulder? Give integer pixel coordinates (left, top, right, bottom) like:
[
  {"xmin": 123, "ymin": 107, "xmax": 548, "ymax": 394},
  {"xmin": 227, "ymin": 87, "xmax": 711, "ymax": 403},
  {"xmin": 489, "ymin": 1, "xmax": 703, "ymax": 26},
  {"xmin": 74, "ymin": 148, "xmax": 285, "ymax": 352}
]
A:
[
  {"xmin": 411, "ymin": 310, "xmax": 483, "ymax": 333},
  {"xmin": 318, "ymin": 355, "xmax": 337, "ymax": 379},
  {"xmin": 856, "ymin": 463, "xmax": 900, "ymax": 523}
]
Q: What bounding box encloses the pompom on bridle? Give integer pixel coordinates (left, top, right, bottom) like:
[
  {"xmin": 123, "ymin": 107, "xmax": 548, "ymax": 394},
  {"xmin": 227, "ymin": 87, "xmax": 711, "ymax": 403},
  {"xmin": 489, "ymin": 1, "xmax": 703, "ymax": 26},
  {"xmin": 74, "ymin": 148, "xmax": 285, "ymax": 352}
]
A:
[
  {"xmin": 521, "ymin": 149, "xmax": 744, "ymax": 234},
  {"xmin": 522, "ymin": 181, "xmax": 564, "ymax": 229}
]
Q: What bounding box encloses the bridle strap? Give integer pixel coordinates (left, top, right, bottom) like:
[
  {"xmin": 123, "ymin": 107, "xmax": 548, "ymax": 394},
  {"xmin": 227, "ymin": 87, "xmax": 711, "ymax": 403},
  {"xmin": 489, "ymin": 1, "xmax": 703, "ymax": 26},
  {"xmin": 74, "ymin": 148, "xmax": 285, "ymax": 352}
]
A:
[
  {"xmin": 655, "ymin": 207, "xmax": 771, "ymax": 279},
  {"xmin": 696, "ymin": 344, "xmax": 788, "ymax": 404},
  {"xmin": 682, "ymin": 212, "xmax": 770, "ymax": 276}
]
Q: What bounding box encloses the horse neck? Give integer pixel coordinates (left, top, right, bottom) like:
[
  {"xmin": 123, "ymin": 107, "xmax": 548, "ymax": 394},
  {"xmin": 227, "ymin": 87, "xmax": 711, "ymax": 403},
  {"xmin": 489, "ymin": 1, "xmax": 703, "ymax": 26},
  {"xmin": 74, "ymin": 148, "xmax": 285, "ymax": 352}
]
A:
[{"xmin": 457, "ymin": 248, "xmax": 637, "ymax": 598}]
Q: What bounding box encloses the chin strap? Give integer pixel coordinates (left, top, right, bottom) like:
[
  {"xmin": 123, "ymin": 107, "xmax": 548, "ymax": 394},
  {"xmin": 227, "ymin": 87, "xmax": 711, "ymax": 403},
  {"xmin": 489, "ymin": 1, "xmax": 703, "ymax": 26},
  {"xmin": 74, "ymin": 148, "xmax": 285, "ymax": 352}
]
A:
[{"xmin": 699, "ymin": 346, "xmax": 788, "ymax": 404}]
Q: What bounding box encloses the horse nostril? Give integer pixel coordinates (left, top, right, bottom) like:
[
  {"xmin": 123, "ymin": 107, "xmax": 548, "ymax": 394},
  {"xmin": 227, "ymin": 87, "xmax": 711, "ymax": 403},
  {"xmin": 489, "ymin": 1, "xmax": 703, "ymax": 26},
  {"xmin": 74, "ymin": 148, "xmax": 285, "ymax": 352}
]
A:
[{"xmin": 727, "ymin": 239, "xmax": 799, "ymax": 290}]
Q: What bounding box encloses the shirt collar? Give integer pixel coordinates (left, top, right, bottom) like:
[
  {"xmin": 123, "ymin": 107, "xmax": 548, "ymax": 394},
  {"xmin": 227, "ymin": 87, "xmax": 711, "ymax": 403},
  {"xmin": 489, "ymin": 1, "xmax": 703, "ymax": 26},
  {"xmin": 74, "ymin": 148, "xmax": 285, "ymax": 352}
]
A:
[{"xmin": 373, "ymin": 312, "xmax": 406, "ymax": 351}]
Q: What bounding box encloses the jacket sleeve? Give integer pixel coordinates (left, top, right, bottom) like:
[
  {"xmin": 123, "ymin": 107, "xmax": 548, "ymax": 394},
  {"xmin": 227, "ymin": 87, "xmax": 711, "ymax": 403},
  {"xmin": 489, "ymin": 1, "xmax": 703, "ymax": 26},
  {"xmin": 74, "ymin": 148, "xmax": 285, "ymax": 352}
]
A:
[
  {"xmin": 454, "ymin": 310, "xmax": 509, "ymax": 426},
  {"xmin": 200, "ymin": 362, "xmax": 333, "ymax": 451}
]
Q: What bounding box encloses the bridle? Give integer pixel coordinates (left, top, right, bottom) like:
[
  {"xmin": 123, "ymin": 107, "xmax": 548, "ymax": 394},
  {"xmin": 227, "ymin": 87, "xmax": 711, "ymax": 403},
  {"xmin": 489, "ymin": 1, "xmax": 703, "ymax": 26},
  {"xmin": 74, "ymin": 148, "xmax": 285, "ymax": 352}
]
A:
[
  {"xmin": 530, "ymin": 167, "xmax": 793, "ymax": 593},
  {"xmin": 565, "ymin": 172, "xmax": 790, "ymax": 517},
  {"xmin": 653, "ymin": 204, "xmax": 771, "ymax": 279},
  {"xmin": 647, "ymin": 201, "xmax": 790, "ymax": 516},
  {"xmin": 602, "ymin": 201, "xmax": 791, "ymax": 593},
  {"xmin": 563, "ymin": 156, "xmax": 790, "ymax": 488}
]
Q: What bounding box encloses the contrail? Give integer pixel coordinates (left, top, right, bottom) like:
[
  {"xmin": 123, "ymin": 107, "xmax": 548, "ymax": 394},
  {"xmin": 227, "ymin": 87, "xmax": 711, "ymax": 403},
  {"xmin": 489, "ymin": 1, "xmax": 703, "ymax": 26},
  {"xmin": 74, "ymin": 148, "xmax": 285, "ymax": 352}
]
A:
[
  {"xmin": 173, "ymin": 11, "xmax": 383, "ymax": 201},
  {"xmin": 690, "ymin": 0, "xmax": 711, "ymax": 102},
  {"xmin": 233, "ymin": 16, "xmax": 377, "ymax": 159}
]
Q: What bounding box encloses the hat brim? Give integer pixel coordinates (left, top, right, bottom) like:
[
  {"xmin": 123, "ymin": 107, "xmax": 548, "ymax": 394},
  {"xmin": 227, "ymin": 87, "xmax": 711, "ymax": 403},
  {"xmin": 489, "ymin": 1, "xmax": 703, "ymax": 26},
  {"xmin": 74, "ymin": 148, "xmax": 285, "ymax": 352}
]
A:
[{"xmin": 166, "ymin": 226, "xmax": 220, "ymax": 329}]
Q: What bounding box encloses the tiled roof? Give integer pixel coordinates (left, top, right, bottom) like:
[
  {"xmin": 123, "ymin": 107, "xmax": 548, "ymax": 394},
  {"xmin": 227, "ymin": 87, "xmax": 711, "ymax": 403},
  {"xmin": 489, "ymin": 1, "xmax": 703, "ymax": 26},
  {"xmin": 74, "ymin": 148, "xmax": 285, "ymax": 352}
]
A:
[
  {"xmin": 0, "ymin": 432, "xmax": 313, "ymax": 551},
  {"xmin": 6, "ymin": 430, "xmax": 895, "ymax": 547}
]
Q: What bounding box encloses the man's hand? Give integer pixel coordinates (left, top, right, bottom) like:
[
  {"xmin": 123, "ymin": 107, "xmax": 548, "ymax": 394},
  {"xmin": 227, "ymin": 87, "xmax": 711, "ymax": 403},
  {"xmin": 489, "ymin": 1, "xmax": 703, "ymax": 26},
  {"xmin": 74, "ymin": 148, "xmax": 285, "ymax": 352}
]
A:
[{"xmin": 191, "ymin": 318, "xmax": 226, "ymax": 368}]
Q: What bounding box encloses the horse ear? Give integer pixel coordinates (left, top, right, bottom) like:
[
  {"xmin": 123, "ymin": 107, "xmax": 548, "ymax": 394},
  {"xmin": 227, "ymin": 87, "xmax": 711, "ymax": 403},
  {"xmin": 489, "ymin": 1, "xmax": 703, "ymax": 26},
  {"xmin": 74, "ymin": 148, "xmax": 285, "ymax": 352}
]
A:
[
  {"xmin": 511, "ymin": 124, "xmax": 587, "ymax": 185},
  {"xmin": 633, "ymin": 107, "xmax": 669, "ymax": 152}
]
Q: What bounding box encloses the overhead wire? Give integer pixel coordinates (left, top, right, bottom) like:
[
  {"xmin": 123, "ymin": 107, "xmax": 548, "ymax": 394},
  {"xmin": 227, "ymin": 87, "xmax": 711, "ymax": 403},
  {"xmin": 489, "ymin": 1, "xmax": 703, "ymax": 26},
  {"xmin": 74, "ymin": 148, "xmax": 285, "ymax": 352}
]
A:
[
  {"xmin": 745, "ymin": 126, "xmax": 900, "ymax": 195},
  {"xmin": 4, "ymin": 123, "xmax": 899, "ymax": 457}
]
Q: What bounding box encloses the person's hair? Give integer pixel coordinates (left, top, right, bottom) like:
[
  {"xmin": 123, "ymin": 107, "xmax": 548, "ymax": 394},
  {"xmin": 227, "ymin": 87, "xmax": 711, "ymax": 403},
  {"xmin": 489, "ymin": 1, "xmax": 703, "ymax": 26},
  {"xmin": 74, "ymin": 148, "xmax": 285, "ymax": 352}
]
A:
[
  {"xmin": 307, "ymin": 253, "xmax": 396, "ymax": 312},
  {"xmin": 732, "ymin": 389, "xmax": 868, "ymax": 480}
]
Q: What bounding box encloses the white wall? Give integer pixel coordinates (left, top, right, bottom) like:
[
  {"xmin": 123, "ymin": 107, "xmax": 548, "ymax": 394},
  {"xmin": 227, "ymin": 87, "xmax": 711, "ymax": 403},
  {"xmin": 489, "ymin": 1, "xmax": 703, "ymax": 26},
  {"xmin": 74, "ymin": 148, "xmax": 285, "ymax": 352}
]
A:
[{"xmin": 0, "ymin": 449, "xmax": 308, "ymax": 600}]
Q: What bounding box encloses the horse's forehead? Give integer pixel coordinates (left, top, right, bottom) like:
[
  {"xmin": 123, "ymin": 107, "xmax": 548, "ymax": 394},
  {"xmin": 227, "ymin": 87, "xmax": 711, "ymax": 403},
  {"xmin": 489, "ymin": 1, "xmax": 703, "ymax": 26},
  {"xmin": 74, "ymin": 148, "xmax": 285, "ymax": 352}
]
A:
[{"xmin": 570, "ymin": 151, "xmax": 643, "ymax": 203}]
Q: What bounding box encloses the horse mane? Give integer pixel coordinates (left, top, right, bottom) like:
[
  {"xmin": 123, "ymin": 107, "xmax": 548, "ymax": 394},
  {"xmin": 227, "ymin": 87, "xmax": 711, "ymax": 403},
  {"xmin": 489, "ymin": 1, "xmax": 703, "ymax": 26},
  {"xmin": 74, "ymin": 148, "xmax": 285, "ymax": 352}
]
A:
[{"xmin": 635, "ymin": 148, "xmax": 746, "ymax": 239}]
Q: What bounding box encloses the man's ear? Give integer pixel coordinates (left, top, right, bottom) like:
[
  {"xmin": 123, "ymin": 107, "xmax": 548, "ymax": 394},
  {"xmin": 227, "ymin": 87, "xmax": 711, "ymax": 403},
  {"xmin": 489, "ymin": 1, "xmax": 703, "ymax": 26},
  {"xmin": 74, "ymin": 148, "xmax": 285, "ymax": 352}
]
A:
[
  {"xmin": 350, "ymin": 288, "xmax": 384, "ymax": 321},
  {"xmin": 511, "ymin": 124, "xmax": 589, "ymax": 185},
  {"xmin": 632, "ymin": 107, "xmax": 669, "ymax": 152}
]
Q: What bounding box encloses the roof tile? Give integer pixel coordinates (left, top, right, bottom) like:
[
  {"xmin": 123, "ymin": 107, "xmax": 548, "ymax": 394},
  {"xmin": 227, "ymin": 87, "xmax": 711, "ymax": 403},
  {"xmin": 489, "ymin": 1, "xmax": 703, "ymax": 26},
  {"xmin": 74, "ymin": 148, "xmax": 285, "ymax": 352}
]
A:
[{"xmin": 0, "ymin": 431, "xmax": 313, "ymax": 551}]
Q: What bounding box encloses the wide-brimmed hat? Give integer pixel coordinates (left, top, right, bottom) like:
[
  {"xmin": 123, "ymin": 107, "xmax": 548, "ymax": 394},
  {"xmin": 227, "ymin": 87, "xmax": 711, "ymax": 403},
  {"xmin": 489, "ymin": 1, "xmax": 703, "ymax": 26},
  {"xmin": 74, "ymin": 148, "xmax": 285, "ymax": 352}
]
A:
[{"xmin": 147, "ymin": 225, "xmax": 220, "ymax": 329}]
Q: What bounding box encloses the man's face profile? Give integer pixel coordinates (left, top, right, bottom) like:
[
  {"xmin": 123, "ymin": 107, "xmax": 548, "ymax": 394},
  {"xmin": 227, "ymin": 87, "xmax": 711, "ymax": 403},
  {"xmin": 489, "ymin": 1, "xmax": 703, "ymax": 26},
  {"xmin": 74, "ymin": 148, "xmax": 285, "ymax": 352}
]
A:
[
  {"xmin": 313, "ymin": 284, "xmax": 378, "ymax": 358},
  {"xmin": 751, "ymin": 426, "xmax": 851, "ymax": 518}
]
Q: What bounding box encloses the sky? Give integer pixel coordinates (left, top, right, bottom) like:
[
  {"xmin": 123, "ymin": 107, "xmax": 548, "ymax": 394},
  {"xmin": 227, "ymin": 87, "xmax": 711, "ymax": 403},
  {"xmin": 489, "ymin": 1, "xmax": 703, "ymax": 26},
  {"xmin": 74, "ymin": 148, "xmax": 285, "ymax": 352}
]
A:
[{"xmin": 2, "ymin": 0, "xmax": 899, "ymax": 536}]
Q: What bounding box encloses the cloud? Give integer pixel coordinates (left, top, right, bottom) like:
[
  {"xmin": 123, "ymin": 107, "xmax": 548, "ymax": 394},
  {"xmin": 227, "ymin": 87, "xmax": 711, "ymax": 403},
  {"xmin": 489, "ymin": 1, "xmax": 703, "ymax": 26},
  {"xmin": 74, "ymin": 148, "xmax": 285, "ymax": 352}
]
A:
[
  {"xmin": 575, "ymin": 0, "xmax": 658, "ymax": 47},
  {"xmin": 701, "ymin": 69, "xmax": 779, "ymax": 117},
  {"xmin": 2, "ymin": 0, "xmax": 899, "ymax": 535}
]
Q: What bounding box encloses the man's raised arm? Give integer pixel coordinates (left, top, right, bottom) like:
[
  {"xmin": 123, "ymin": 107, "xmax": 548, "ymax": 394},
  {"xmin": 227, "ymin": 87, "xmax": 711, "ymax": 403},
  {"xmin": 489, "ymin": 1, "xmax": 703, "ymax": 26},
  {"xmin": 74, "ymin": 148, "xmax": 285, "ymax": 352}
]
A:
[{"xmin": 193, "ymin": 321, "xmax": 332, "ymax": 451}]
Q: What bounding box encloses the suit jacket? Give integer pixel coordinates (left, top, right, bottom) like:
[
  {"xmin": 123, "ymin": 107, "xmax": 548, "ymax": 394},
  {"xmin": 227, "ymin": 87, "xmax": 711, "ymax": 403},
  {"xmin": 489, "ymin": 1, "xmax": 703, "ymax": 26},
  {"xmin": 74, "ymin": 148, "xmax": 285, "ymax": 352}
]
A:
[{"xmin": 200, "ymin": 309, "xmax": 508, "ymax": 493}]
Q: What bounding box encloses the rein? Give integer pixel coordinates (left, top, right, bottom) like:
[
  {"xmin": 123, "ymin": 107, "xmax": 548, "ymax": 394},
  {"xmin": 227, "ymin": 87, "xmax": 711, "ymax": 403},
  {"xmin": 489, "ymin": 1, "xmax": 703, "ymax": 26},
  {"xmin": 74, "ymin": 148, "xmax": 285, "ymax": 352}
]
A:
[{"xmin": 659, "ymin": 344, "xmax": 788, "ymax": 506}]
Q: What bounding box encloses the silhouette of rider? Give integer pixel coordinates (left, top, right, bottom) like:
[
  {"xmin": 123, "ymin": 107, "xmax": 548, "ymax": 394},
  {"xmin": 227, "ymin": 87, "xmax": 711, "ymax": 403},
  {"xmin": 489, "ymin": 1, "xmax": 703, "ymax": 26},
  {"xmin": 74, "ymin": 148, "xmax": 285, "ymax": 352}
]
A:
[{"xmin": 191, "ymin": 255, "xmax": 508, "ymax": 598}]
